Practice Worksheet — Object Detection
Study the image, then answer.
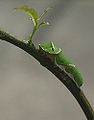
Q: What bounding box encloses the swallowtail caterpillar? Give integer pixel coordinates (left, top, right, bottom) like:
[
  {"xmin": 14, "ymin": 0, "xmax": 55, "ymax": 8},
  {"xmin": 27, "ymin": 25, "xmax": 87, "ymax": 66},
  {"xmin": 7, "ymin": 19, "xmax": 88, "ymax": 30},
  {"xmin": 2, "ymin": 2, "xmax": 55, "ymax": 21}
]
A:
[{"xmin": 39, "ymin": 42, "xmax": 83, "ymax": 87}]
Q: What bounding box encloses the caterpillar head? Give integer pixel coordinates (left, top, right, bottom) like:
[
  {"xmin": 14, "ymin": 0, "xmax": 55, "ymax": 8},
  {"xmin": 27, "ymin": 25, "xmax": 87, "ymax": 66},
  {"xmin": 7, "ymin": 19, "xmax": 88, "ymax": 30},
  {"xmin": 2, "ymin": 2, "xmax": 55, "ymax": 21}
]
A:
[{"xmin": 39, "ymin": 42, "xmax": 61, "ymax": 62}]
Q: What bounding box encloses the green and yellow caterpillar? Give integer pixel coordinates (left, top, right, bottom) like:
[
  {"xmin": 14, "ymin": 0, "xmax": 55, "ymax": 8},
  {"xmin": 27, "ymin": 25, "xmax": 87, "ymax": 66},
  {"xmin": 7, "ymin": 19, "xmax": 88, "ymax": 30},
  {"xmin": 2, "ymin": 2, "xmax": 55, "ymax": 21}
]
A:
[{"xmin": 39, "ymin": 42, "xmax": 83, "ymax": 87}]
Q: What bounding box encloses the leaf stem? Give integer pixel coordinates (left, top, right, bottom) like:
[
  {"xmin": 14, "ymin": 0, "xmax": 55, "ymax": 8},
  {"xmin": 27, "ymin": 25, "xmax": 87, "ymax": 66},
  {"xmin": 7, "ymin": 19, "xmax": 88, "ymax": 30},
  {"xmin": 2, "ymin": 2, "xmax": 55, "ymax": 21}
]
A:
[{"xmin": 28, "ymin": 24, "xmax": 37, "ymax": 45}]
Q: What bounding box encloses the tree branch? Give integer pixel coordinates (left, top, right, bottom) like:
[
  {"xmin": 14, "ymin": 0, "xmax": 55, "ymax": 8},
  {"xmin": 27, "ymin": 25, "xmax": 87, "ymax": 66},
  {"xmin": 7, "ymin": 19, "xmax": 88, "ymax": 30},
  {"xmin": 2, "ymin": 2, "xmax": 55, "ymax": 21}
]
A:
[{"xmin": 0, "ymin": 29, "xmax": 94, "ymax": 120}]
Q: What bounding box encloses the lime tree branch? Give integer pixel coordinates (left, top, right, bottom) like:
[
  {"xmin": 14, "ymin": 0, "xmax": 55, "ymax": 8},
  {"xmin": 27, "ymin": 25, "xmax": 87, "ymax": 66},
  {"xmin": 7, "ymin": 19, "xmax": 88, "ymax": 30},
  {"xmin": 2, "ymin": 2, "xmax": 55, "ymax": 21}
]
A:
[{"xmin": 0, "ymin": 29, "xmax": 94, "ymax": 120}]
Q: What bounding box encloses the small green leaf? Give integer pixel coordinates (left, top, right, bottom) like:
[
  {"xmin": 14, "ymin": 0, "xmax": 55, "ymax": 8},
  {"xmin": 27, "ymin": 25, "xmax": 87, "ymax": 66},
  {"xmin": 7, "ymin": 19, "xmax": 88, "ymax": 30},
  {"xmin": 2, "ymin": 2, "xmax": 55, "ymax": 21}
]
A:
[
  {"xmin": 14, "ymin": 5, "xmax": 28, "ymax": 11},
  {"xmin": 37, "ymin": 22, "xmax": 51, "ymax": 29},
  {"xmin": 27, "ymin": 8, "xmax": 38, "ymax": 20},
  {"xmin": 14, "ymin": 5, "xmax": 38, "ymax": 25},
  {"xmin": 37, "ymin": 7, "xmax": 52, "ymax": 22}
]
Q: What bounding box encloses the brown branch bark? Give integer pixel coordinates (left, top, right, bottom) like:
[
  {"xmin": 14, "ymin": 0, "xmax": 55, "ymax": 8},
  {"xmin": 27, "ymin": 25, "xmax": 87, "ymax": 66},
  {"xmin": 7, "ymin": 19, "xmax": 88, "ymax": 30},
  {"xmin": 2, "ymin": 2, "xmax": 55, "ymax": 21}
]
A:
[{"xmin": 0, "ymin": 29, "xmax": 94, "ymax": 120}]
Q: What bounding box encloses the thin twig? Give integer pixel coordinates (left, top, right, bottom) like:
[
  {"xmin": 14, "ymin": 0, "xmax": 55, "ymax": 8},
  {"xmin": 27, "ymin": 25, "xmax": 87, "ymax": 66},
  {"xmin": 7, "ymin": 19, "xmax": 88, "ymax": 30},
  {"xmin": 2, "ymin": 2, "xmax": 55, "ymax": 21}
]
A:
[{"xmin": 0, "ymin": 29, "xmax": 94, "ymax": 120}]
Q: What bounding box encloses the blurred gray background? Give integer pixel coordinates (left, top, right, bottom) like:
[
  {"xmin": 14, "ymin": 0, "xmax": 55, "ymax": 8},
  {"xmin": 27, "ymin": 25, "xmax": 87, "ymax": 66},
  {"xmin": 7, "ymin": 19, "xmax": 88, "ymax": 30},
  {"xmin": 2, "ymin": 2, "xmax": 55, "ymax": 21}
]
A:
[{"xmin": 0, "ymin": 0, "xmax": 94, "ymax": 120}]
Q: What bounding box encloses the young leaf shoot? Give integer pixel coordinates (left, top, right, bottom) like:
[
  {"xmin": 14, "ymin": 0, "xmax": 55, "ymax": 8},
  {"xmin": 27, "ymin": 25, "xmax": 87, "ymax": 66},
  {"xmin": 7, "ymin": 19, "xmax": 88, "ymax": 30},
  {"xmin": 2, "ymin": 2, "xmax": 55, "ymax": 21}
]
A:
[{"xmin": 14, "ymin": 6, "xmax": 52, "ymax": 45}]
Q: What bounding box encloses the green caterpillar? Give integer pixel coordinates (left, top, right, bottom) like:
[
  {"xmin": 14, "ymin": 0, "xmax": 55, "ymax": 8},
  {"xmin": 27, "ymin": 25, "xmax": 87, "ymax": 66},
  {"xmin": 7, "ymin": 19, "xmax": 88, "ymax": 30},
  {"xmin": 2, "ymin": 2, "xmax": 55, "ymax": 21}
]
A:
[{"xmin": 39, "ymin": 42, "xmax": 83, "ymax": 87}]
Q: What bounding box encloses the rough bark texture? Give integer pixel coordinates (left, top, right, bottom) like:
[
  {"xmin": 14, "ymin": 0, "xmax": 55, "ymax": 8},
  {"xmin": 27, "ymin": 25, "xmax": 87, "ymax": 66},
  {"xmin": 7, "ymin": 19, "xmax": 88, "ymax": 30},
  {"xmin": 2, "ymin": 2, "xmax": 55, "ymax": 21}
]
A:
[{"xmin": 0, "ymin": 29, "xmax": 94, "ymax": 120}]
